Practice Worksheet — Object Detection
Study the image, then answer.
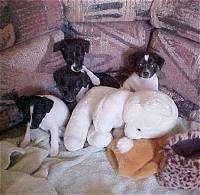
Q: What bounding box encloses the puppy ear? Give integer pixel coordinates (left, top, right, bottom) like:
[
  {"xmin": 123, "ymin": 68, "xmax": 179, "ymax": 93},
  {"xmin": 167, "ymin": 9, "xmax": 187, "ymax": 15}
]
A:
[
  {"xmin": 42, "ymin": 97, "xmax": 54, "ymax": 113},
  {"xmin": 16, "ymin": 96, "xmax": 31, "ymax": 123},
  {"xmin": 152, "ymin": 53, "xmax": 165, "ymax": 69},
  {"xmin": 128, "ymin": 51, "xmax": 144, "ymax": 66},
  {"xmin": 53, "ymin": 70, "xmax": 62, "ymax": 85},
  {"xmin": 83, "ymin": 40, "xmax": 90, "ymax": 53},
  {"xmin": 53, "ymin": 41, "xmax": 64, "ymax": 52},
  {"xmin": 16, "ymin": 96, "xmax": 29, "ymax": 109}
]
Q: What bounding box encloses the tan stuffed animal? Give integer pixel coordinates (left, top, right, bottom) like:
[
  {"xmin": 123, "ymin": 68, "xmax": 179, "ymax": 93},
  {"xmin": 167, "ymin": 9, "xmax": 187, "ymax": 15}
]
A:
[{"xmin": 107, "ymin": 135, "xmax": 168, "ymax": 179}]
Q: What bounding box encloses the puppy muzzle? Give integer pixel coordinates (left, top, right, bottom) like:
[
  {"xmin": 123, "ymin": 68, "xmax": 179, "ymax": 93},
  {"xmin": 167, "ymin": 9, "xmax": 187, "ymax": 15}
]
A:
[
  {"xmin": 64, "ymin": 96, "xmax": 76, "ymax": 103},
  {"xmin": 71, "ymin": 64, "xmax": 83, "ymax": 72},
  {"xmin": 140, "ymin": 70, "xmax": 152, "ymax": 78}
]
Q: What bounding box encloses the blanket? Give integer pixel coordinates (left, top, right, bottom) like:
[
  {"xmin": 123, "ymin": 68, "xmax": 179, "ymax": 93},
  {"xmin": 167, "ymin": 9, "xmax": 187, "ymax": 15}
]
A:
[{"xmin": 0, "ymin": 118, "xmax": 200, "ymax": 194}]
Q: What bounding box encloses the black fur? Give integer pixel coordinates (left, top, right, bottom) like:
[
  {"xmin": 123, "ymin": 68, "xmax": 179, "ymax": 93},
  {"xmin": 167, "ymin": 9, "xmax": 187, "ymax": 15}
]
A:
[
  {"xmin": 15, "ymin": 96, "xmax": 54, "ymax": 129},
  {"xmin": 53, "ymin": 38, "xmax": 90, "ymax": 72},
  {"xmin": 53, "ymin": 67, "xmax": 120, "ymax": 103},
  {"xmin": 128, "ymin": 51, "xmax": 165, "ymax": 78}
]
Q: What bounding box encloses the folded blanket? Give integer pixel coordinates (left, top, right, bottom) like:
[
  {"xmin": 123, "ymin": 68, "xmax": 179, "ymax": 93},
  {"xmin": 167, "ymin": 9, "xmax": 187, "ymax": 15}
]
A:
[
  {"xmin": 0, "ymin": 141, "xmax": 25, "ymax": 170},
  {"xmin": 0, "ymin": 140, "xmax": 56, "ymax": 195},
  {"xmin": 1, "ymin": 170, "xmax": 57, "ymax": 195},
  {"xmin": 0, "ymin": 128, "xmax": 102, "ymax": 194},
  {"xmin": 0, "ymin": 118, "xmax": 199, "ymax": 194}
]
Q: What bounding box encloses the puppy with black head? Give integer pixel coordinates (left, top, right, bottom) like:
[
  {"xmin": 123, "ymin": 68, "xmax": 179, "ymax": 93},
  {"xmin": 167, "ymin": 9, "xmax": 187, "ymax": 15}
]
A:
[
  {"xmin": 123, "ymin": 51, "xmax": 165, "ymax": 91},
  {"xmin": 53, "ymin": 38, "xmax": 120, "ymax": 104},
  {"xmin": 14, "ymin": 94, "xmax": 69, "ymax": 156},
  {"xmin": 53, "ymin": 67, "xmax": 120, "ymax": 103},
  {"xmin": 53, "ymin": 38, "xmax": 90, "ymax": 72}
]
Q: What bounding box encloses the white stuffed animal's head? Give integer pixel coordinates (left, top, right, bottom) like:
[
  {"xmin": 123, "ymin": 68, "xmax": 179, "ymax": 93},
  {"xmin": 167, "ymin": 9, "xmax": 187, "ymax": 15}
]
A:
[{"xmin": 123, "ymin": 90, "xmax": 178, "ymax": 139}]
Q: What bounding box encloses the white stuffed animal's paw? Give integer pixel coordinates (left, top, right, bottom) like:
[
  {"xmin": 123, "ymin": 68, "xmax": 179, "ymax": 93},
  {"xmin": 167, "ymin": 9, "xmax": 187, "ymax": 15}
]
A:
[
  {"xmin": 50, "ymin": 147, "xmax": 59, "ymax": 157},
  {"xmin": 87, "ymin": 125, "xmax": 113, "ymax": 148},
  {"xmin": 64, "ymin": 136, "xmax": 84, "ymax": 151},
  {"xmin": 116, "ymin": 137, "xmax": 133, "ymax": 153}
]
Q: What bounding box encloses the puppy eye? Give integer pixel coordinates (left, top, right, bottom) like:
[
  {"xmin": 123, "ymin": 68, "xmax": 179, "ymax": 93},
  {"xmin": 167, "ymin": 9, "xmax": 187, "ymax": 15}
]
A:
[
  {"xmin": 139, "ymin": 63, "xmax": 143, "ymax": 67},
  {"xmin": 150, "ymin": 64, "xmax": 154, "ymax": 67},
  {"xmin": 75, "ymin": 86, "xmax": 80, "ymax": 91}
]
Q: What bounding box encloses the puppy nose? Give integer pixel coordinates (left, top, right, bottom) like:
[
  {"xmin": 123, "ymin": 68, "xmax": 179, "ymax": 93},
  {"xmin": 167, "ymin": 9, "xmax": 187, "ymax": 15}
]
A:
[
  {"xmin": 65, "ymin": 96, "xmax": 75, "ymax": 102},
  {"xmin": 74, "ymin": 65, "xmax": 82, "ymax": 72},
  {"xmin": 74, "ymin": 66, "xmax": 80, "ymax": 71},
  {"xmin": 143, "ymin": 72, "xmax": 149, "ymax": 77}
]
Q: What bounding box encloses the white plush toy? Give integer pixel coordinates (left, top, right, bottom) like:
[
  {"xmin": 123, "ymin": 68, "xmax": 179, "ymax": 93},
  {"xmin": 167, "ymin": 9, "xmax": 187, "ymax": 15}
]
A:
[
  {"xmin": 90, "ymin": 89, "xmax": 178, "ymax": 153},
  {"xmin": 64, "ymin": 87, "xmax": 178, "ymax": 152},
  {"xmin": 64, "ymin": 86, "xmax": 117, "ymax": 151},
  {"xmin": 87, "ymin": 90, "xmax": 131, "ymax": 147},
  {"xmin": 123, "ymin": 90, "xmax": 178, "ymax": 139}
]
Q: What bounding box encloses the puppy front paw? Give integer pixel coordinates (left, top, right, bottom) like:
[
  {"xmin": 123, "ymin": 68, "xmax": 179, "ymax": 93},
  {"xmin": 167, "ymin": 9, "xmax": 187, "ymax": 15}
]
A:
[
  {"xmin": 50, "ymin": 147, "xmax": 59, "ymax": 157},
  {"xmin": 116, "ymin": 137, "xmax": 133, "ymax": 153}
]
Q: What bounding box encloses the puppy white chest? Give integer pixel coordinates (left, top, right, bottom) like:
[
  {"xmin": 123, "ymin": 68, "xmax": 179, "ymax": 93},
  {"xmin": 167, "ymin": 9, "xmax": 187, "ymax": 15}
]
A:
[{"xmin": 123, "ymin": 73, "xmax": 158, "ymax": 91}]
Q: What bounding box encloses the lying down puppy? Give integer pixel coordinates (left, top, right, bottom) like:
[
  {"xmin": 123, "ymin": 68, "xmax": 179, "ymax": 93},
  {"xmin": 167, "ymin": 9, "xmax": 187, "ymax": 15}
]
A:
[
  {"xmin": 15, "ymin": 95, "xmax": 70, "ymax": 156},
  {"xmin": 123, "ymin": 51, "xmax": 165, "ymax": 91},
  {"xmin": 53, "ymin": 66, "xmax": 120, "ymax": 103}
]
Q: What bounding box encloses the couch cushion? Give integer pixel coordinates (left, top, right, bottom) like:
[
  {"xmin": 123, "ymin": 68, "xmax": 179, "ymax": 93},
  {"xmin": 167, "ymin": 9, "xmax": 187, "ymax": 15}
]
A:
[
  {"xmin": 64, "ymin": 0, "xmax": 153, "ymax": 22},
  {"xmin": 71, "ymin": 21, "xmax": 151, "ymax": 72},
  {"xmin": 150, "ymin": 0, "xmax": 200, "ymax": 43},
  {"xmin": 149, "ymin": 30, "xmax": 200, "ymax": 106}
]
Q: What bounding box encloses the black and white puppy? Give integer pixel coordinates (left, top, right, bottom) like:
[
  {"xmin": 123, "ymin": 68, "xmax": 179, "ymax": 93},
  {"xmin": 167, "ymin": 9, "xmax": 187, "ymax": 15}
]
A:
[
  {"xmin": 53, "ymin": 38, "xmax": 90, "ymax": 72},
  {"xmin": 15, "ymin": 95, "xmax": 70, "ymax": 156},
  {"xmin": 53, "ymin": 66, "xmax": 120, "ymax": 103},
  {"xmin": 123, "ymin": 51, "xmax": 165, "ymax": 91},
  {"xmin": 53, "ymin": 38, "xmax": 120, "ymax": 103}
]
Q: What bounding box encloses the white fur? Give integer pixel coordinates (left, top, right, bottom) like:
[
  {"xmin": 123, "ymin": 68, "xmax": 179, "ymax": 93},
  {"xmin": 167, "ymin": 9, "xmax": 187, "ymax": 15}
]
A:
[
  {"xmin": 82, "ymin": 66, "xmax": 100, "ymax": 85},
  {"xmin": 144, "ymin": 54, "xmax": 149, "ymax": 61},
  {"xmin": 117, "ymin": 137, "xmax": 134, "ymax": 153},
  {"xmin": 20, "ymin": 95, "xmax": 70, "ymax": 156},
  {"xmin": 122, "ymin": 73, "xmax": 158, "ymax": 92}
]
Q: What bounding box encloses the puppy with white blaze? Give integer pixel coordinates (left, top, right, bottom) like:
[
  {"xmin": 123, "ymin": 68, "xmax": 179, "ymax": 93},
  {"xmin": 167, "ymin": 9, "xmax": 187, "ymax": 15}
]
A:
[
  {"xmin": 15, "ymin": 95, "xmax": 70, "ymax": 156},
  {"xmin": 123, "ymin": 51, "xmax": 165, "ymax": 91}
]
